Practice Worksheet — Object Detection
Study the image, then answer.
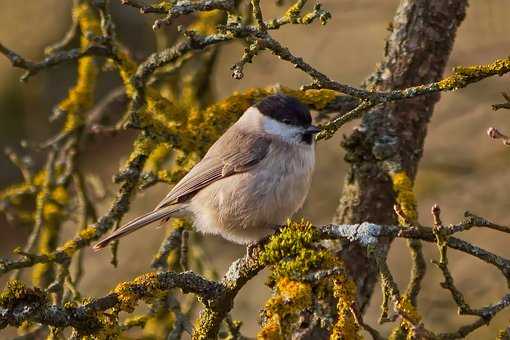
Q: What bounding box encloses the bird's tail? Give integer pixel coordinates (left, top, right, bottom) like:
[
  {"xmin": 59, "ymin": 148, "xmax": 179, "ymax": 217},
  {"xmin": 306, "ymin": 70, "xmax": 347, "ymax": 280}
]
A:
[{"xmin": 93, "ymin": 204, "xmax": 184, "ymax": 251}]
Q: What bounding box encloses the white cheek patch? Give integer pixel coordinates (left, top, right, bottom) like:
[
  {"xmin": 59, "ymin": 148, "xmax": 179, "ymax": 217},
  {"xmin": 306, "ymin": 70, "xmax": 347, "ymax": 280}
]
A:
[{"xmin": 262, "ymin": 116, "xmax": 303, "ymax": 142}]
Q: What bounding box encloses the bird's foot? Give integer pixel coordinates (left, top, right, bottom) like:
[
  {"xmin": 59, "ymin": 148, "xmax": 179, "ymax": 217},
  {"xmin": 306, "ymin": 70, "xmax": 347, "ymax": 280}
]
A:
[
  {"xmin": 245, "ymin": 226, "xmax": 283, "ymax": 257},
  {"xmin": 246, "ymin": 242, "xmax": 259, "ymax": 258}
]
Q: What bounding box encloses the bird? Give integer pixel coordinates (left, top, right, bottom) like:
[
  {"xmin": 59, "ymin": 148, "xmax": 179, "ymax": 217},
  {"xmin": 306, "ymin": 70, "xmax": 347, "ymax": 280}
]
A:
[{"xmin": 93, "ymin": 93, "xmax": 321, "ymax": 250}]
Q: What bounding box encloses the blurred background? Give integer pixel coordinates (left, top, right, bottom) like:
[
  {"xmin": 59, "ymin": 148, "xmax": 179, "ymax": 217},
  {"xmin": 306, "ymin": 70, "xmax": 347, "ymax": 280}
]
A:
[{"xmin": 0, "ymin": 0, "xmax": 509, "ymax": 338}]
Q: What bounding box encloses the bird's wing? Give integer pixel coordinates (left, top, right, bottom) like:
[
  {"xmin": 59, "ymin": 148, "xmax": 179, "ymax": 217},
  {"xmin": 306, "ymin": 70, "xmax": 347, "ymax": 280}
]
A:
[{"xmin": 154, "ymin": 131, "xmax": 271, "ymax": 210}]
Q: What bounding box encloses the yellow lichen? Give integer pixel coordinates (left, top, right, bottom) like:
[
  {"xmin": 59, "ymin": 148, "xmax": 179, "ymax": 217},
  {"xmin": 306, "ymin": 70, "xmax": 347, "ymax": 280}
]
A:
[
  {"xmin": 388, "ymin": 297, "xmax": 423, "ymax": 340},
  {"xmin": 189, "ymin": 10, "xmax": 224, "ymax": 35},
  {"xmin": 258, "ymin": 278, "xmax": 312, "ymax": 340},
  {"xmin": 390, "ymin": 171, "xmax": 418, "ymax": 225},
  {"xmin": 153, "ymin": 1, "xmax": 173, "ymax": 12},
  {"xmin": 58, "ymin": 2, "xmax": 101, "ymax": 132},
  {"xmin": 78, "ymin": 226, "xmax": 97, "ymax": 240},
  {"xmin": 32, "ymin": 173, "xmax": 67, "ymax": 286},
  {"xmin": 0, "ymin": 280, "xmax": 48, "ymax": 310},
  {"xmin": 397, "ymin": 296, "xmax": 421, "ymax": 326},
  {"xmin": 388, "ymin": 171, "xmax": 424, "ymax": 338},
  {"xmin": 284, "ymin": 0, "xmax": 306, "ymax": 23},
  {"xmin": 33, "ymin": 216, "xmax": 60, "ymax": 286},
  {"xmin": 57, "ymin": 227, "xmax": 96, "ymax": 258},
  {"xmin": 128, "ymin": 136, "xmax": 157, "ymax": 162},
  {"xmin": 330, "ymin": 275, "xmax": 362, "ymax": 340},
  {"xmin": 389, "ymin": 326, "xmax": 407, "ymax": 340},
  {"xmin": 114, "ymin": 45, "xmax": 138, "ymax": 99},
  {"xmin": 0, "ymin": 182, "xmax": 33, "ymax": 204},
  {"xmin": 140, "ymin": 90, "xmax": 186, "ymax": 139},
  {"xmin": 113, "ymin": 272, "xmax": 161, "ymax": 312},
  {"xmin": 58, "ymin": 239, "xmax": 79, "ymax": 257},
  {"xmin": 290, "ymin": 88, "xmax": 340, "ymax": 110},
  {"xmin": 51, "ymin": 186, "xmax": 69, "ymax": 205},
  {"xmin": 145, "ymin": 143, "xmax": 172, "ymax": 173},
  {"xmin": 496, "ymin": 327, "xmax": 510, "ymax": 340},
  {"xmin": 42, "ymin": 202, "xmax": 60, "ymax": 221},
  {"xmin": 437, "ymin": 57, "xmax": 510, "ymax": 90},
  {"xmin": 123, "ymin": 314, "xmax": 149, "ymax": 330},
  {"xmin": 258, "ymin": 219, "xmax": 362, "ymax": 339}
]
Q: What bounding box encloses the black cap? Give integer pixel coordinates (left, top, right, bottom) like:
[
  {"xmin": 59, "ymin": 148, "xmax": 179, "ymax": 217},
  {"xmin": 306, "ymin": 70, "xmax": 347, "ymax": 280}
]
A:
[{"xmin": 255, "ymin": 93, "xmax": 311, "ymax": 127}]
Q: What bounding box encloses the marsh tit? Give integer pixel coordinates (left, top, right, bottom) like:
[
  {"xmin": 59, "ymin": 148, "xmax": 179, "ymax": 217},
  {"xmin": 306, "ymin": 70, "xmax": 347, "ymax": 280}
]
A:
[{"xmin": 93, "ymin": 93, "xmax": 320, "ymax": 249}]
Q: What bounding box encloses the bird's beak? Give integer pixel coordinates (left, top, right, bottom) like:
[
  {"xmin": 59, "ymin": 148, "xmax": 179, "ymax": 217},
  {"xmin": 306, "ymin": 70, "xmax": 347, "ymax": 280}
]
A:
[{"xmin": 306, "ymin": 125, "xmax": 322, "ymax": 134}]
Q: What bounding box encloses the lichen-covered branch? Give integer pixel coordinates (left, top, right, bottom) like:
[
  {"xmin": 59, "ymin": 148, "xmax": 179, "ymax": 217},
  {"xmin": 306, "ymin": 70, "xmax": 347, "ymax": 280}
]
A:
[
  {"xmin": 493, "ymin": 92, "xmax": 510, "ymax": 111},
  {"xmin": 1, "ymin": 0, "xmax": 510, "ymax": 339},
  {"xmin": 2, "ymin": 212, "xmax": 509, "ymax": 338},
  {"xmin": 0, "ymin": 43, "xmax": 111, "ymax": 82},
  {"xmin": 332, "ymin": 2, "xmax": 469, "ymax": 330},
  {"xmin": 0, "ymin": 271, "xmax": 220, "ymax": 332}
]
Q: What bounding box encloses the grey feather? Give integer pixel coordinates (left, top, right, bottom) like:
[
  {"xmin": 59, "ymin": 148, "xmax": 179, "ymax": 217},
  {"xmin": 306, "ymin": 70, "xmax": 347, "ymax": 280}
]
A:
[
  {"xmin": 154, "ymin": 129, "xmax": 271, "ymax": 210},
  {"xmin": 94, "ymin": 129, "xmax": 271, "ymax": 250},
  {"xmin": 93, "ymin": 204, "xmax": 185, "ymax": 250}
]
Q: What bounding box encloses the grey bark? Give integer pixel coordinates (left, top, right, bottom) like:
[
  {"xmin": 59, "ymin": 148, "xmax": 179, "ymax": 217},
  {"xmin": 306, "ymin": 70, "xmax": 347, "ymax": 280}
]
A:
[
  {"xmin": 336, "ymin": 0, "xmax": 468, "ymax": 313},
  {"xmin": 293, "ymin": 1, "xmax": 468, "ymax": 338}
]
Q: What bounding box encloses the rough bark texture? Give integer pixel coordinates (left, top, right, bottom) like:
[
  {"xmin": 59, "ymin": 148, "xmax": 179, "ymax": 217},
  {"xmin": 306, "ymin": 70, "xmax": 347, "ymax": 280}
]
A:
[{"xmin": 335, "ymin": 0, "xmax": 468, "ymax": 313}]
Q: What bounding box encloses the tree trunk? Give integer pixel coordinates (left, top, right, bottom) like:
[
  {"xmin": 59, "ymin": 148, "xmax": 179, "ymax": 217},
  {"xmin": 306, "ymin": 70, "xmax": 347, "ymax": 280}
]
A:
[
  {"xmin": 293, "ymin": 4, "xmax": 469, "ymax": 337},
  {"xmin": 335, "ymin": 0, "xmax": 468, "ymax": 313}
]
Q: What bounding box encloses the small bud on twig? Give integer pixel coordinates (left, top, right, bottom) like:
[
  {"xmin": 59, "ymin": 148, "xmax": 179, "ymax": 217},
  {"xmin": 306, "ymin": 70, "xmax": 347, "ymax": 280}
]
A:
[
  {"xmin": 431, "ymin": 204, "xmax": 443, "ymax": 230},
  {"xmin": 487, "ymin": 127, "xmax": 510, "ymax": 146}
]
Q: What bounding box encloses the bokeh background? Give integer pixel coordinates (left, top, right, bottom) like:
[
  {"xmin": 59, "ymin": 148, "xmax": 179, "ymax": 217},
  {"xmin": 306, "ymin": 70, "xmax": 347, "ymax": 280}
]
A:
[{"xmin": 1, "ymin": 1, "xmax": 509, "ymax": 338}]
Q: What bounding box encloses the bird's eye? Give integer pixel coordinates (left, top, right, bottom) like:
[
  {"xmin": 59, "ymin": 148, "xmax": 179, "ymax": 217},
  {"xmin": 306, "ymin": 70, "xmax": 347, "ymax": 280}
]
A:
[{"xmin": 282, "ymin": 119, "xmax": 291, "ymax": 124}]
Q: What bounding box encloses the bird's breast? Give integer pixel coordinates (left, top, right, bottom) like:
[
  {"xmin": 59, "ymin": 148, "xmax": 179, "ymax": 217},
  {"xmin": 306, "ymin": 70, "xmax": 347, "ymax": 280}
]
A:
[{"xmin": 189, "ymin": 142, "xmax": 315, "ymax": 244}]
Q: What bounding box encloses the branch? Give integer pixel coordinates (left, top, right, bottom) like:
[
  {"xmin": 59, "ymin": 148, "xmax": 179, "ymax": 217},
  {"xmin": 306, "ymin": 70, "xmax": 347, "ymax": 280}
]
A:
[
  {"xmin": 2, "ymin": 212, "xmax": 509, "ymax": 338},
  {"xmin": 120, "ymin": 0, "xmax": 167, "ymax": 14},
  {"xmin": 0, "ymin": 140, "xmax": 150, "ymax": 275},
  {"xmin": 0, "ymin": 43, "xmax": 112, "ymax": 82},
  {"xmin": 121, "ymin": 1, "xmax": 509, "ymax": 143},
  {"xmin": 154, "ymin": 0, "xmax": 235, "ymax": 30},
  {"xmin": 0, "ymin": 271, "xmax": 220, "ymax": 332},
  {"xmin": 492, "ymin": 92, "xmax": 510, "ymax": 110}
]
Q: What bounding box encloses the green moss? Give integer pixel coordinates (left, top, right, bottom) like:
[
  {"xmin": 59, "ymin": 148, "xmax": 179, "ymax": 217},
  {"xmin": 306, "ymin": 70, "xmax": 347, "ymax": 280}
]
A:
[
  {"xmin": 259, "ymin": 219, "xmax": 327, "ymax": 280},
  {"xmin": 258, "ymin": 219, "xmax": 364, "ymax": 339}
]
